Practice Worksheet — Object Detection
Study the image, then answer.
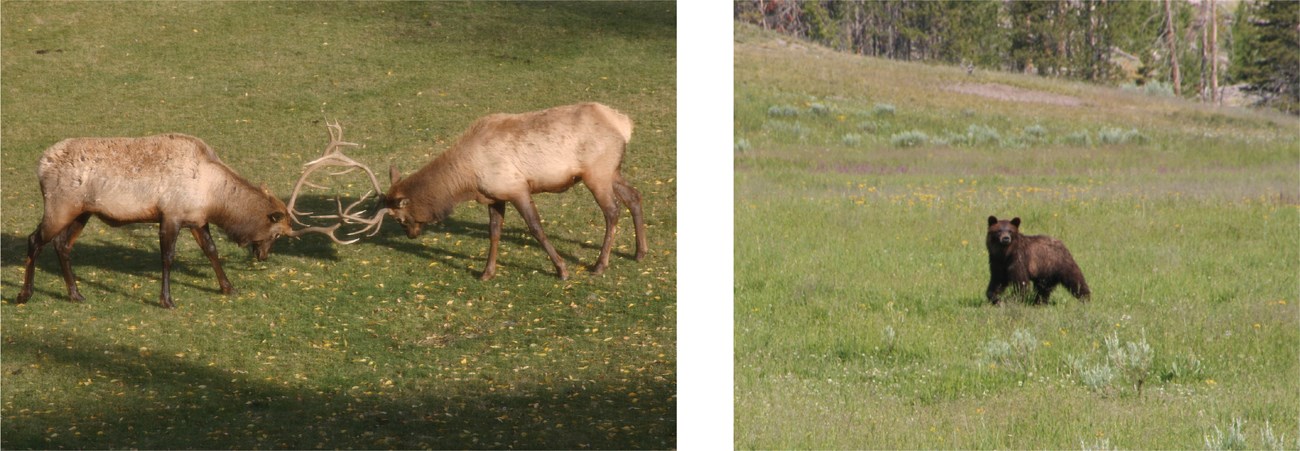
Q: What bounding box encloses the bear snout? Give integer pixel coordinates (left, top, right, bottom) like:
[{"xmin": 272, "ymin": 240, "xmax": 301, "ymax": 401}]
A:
[{"xmin": 999, "ymin": 235, "xmax": 1013, "ymax": 244}]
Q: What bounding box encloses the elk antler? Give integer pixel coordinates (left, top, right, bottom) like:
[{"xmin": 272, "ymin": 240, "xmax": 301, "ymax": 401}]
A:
[
  {"xmin": 287, "ymin": 196, "xmax": 358, "ymax": 244},
  {"xmin": 286, "ymin": 120, "xmax": 389, "ymax": 243}
]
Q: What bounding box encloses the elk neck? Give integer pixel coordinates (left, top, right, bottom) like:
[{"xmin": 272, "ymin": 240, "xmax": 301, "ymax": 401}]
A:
[
  {"xmin": 393, "ymin": 147, "xmax": 480, "ymax": 223},
  {"xmin": 207, "ymin": 170, "xmax": 279, "ymax": 244}
]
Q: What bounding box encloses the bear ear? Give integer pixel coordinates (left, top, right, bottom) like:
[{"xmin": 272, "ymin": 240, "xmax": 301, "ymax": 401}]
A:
[
  {"xmin": 1010, "ymin": 217, "xmax": 1021, "ymax": 227},
  {"xmin": 988, "ymin": 216, "xmax": 998, "ymax": 226}
]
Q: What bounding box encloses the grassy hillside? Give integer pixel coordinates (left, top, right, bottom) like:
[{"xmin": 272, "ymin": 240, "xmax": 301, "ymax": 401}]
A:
[
  {"xmin": 1, "ymin": 3, "xmax": 675, "ymax": 449},
  {"xmin": 734, "ymin": 22, "xmax": 1298, "ymax": 449}
]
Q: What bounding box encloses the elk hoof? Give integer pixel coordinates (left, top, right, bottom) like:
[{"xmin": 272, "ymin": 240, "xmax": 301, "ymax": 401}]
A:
[
  {"xmin": 69, "ymin": 291, "xmax": 85, "ymax": 303},
  {"xmin": 591, "ymin": 264, "xmax": 608, "ymax": 276},
  {"xmin": 479, "ymin": 270, "xmax": 496, "ymax": 281},
  {"xmin": 15, "ymin": 291, "xmax": 31, "ymax": 304},
  {"xmin": 159, "ymin": 298, "xmax": 175, "ymax": 309}
]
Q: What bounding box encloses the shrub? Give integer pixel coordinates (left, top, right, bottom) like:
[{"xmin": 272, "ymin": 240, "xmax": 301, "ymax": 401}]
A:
[
  {"xmin": 1081, "ymin": 437, "xmax": 1117, "ymax": 451},
  {"xmin": 966, "ymin": 124, "xmax": 1002, "ymax": 146},
  {"xmin": 1023, "ymin": 124, "xmax": 1048, "ymax": 140},
  {"xmin": 1165, "ymin": 351, "xmax": 1205, "ymax": 382},
  {"xmin": 1105, "ymin": 330, "xmax": 1154, "ymax": 394},
  {"xmin": 1121, "ymin": 81, "xmax": 1176, "ymax": 97},
  {"xmin": 763, "ymin": 120, "xmax": 811, "ymax": 140},
  {"xmin": 982, "ymin": 328, "xmax": 1037, "ymax": 373},
  {"xmin": 857, "ymin": 121, "xmax": 880, "ymax": 134},
  {"xmin": 940, "ymin": 130, "xmax": 969, "ymax": 146},
  {"xmin": 767, "ymin": 105, "xmax": 800, "ymax": 117},
  {"xmin": 840, "ymin": 133, "xmax": 863, "ymax": 147},
  {"xmin": 1061, "ymin": 131, "xmax": 1093, "ymax": 147},
  {"xmin": 889, "ymin": 130, "xmax": 928, "ymax": 147},
  {"xmin": 1260, "ymin": 421, "xmax": 1288, "ymax": 451},
  {"xmin": 734, "ymin": 137, "xmax": 751, "ymax": 153},
  {"xmin": 1079, "ymin": 362, "xmax": 1117, "ymax": 393},
  {"xmin": 809, "ymin": 103, "xmax": 831, "ymax": 116},
  {"xmin": 872, "ymin": 103, "xmax": 896, "ymax": 116},
  {"xmin": 1204, "ymin": 417, "xmax": 1248, "ymax": 451},
  {"xmin": 1098, "ymin": 127, "xmax": 1148, "ymax": 145},
  {"xmin": 882, "ymin": 325, "xmax": 897, "ymax": 354}
]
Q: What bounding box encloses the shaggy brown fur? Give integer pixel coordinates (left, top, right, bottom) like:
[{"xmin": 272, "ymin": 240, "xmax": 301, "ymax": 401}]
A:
[
  {"xmin": 17, "ymin": 134, "xmax": 292, "ymax": 308},
  {"xmin": 985, "ymin": 216, "xmax": 1090, "ymax": 305},
  {"xmin": 385, "ymin": 103, "xmax": 646, "ymax": 281}
]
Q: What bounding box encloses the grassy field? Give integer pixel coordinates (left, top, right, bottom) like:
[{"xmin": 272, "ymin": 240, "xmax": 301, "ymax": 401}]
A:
[
  {"xmin": 734, "ymin": 23, "xmax": 1298, "ymax": 449},
  {"xmin": 1, "ymin": 3, "xmax": 675, "ymax": 449}
]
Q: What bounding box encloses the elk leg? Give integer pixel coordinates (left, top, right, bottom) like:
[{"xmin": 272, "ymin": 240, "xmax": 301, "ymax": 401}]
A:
[
  {"xmin": 17, "ymin": 227, "xmax": 52, "ymax": 304},
  {"xmin": 481, "ymin": 201, "xmax": 507, "ymax": 281},
  {"xmin": 511, "ymin": 196, "xmax": 568, "ymax": 280},
  {"xmin": 588, "ymin": 183, "xmax": 621, "ymax": 275},
  {"xmin": 52, "ymin": 213, "xmax": 91, "ymax": 302},
  {"xmin": 613, "ymin": 176, "xmax": 647, "ymax": 261},
  {"xmin": 191, "ymin": 224, "xmax": 234, "ymax": 295},
  {"xmin": 158, "ymin": 220, "xmax": 181, "ymax": 309},
  {"xmin": 18, "ymin": 212, "xmax": 84, "ymax": 304}
]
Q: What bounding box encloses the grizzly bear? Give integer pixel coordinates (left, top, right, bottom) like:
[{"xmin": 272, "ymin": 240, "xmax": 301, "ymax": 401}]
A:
[{"xmin": 985, "ymin": 216, "xmax": 1090, "ymax": 305}]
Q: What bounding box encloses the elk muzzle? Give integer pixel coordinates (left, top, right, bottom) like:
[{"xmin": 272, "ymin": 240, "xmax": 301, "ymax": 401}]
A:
[
  {"xmin": 403, "ymin": 222, "xmax": 423, "ymax": 239},
  {"xmin": 251, "ymin": 239, "xmax": 275, "ymax": 261}
]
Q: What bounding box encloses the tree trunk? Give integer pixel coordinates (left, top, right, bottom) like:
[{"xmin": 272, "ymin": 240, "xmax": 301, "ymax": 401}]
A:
[
  {"xmin": 1210, "ymin": 0, "xmax": 1220, "ymax": 105},
  {"xmin": 1164, "ymin": 0, "xmax": 1182, "ymax": 95}
]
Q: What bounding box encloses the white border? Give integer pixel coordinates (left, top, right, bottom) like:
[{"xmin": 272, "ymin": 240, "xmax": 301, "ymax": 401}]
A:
[{"xmin": 677, "ymin": 1, "xmax": 734, "ymax": 449}]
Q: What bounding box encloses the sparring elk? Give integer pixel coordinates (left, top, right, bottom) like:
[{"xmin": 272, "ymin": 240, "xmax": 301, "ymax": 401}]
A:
[
  {"xmin": 17, "ymin": 132, "xmax": 354, "ymax": 308},
  {"xmin": 367, "ymin": 102, "xmax": 647, "ymax": 280}
]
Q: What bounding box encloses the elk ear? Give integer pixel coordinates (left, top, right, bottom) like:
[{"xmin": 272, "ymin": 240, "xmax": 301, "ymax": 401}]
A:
[
  {"xmin": 260, "ymin": 183, "xmax": 272, "ymax": 196},
  {"xmin": 389, "ymin": 165, "xmax": 402, "ymax": 184},
  {"xmin": 398, "ymin": 198, "xmax": 411, "ymax": 209},
  {"xmin": 988, "ymin": 216, "xmax": 998, "ymax": 226},
  {"xmin": 269, "ymin": 212, "xmax": 285, "ymax": 223},
  {"xmin": 1010, "ymin": 217, "xmax": 1021, "ymax": 227}
]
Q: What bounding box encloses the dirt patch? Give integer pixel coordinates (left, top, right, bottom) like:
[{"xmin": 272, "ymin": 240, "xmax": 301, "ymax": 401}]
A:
[{"xmin": 948, "ymin": 83, "xmax": 1084, "ymax": 107}]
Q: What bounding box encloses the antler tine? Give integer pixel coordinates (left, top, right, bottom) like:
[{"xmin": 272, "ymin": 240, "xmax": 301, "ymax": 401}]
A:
[
  {"xmin": 314, "ymin": 191, "xmax": 388, "ymax": 237},
  {"xmin": 287, "ymin": 120, "xmax": 389, "ymax": 243},
  {"xmin": 323, "ymin": 120, "xmax": 360, "ymax": 156},
  {"xmin": 287, "ymin": 197, "xmax": 359, "ymax": 245}
]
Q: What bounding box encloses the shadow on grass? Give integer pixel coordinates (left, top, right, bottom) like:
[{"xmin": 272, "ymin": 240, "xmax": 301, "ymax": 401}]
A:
[
  {"xmin": 0, "ymin": 331, "xmax": 675, "ymax": 449},
  {"xmin": 367, "ymin": 211, "xmax": 641, "ymax": 279},
  {"xmin": 2, "ymin": 194, "xmax": 644, "ymax": 300},
  {"xmin": 0, "ymin": 195, "xmax": 349, "ymax": 305}
]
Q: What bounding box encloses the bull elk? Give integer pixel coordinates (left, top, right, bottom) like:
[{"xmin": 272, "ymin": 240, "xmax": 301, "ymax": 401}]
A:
[
  {"xmin": 373, "ymin": 102, "xmax": 648, "ymax": 280},
  {"xmin": 16, "ymin": 131, "xmax": 353, "ymax": 308}
]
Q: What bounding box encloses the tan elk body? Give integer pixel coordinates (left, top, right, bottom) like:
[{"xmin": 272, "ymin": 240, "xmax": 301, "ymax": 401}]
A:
[
  {"xmin": 385, "ymin": 102, "xmax": 647, "ymax": 280},
  {"xmin": 17, "ymin": 134, "xmax": 296, "ymax": 308}
]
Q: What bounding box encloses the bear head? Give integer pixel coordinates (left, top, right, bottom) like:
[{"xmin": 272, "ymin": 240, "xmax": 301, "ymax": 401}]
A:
[{"xmin": 986, "ymin": 216, "xmax": 1022, "ymax": 247}]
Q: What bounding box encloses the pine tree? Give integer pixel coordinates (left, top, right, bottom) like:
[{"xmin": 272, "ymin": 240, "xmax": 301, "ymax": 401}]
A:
[{"xmin": 1232, "ymin": 0, "xmax": 1299, "ymax": 113}]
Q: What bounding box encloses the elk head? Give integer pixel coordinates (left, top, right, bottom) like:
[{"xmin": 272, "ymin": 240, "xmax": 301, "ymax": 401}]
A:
[
  {"xmin": 247, "ymin": 189, "xmax": 294, "ymax": 260},
  {"xmin": 286, "ymin": 121, "xmax": 388, "ymax": 243},
  {"xmin": 384, "ymin": 166, "xmax": 424, "ymax": 239}
]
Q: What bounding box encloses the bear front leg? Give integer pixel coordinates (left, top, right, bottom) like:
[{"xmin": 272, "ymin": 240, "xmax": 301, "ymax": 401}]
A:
[{"xmin": 986, "ymin": 278, "xmax": 1007, "ymax": 305}]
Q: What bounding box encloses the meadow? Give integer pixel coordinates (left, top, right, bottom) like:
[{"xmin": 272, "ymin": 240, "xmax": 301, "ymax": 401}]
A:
[
  {"xmin": 733, "ymin": 23, "xmax": 1298, "ymax": 449},
  {"xmin": 1, "ymin": 3, "xmax": 675, "ymax": 449}
]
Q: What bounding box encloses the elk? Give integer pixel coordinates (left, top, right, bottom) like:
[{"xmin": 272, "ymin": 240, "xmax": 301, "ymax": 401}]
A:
[
  {"xmin": 375, "ymin": 102, "xmax": 647, "ymax": 280},
  {"xmin": 16, "ymin": 132, "xmax": 352, "ymax": 308}
]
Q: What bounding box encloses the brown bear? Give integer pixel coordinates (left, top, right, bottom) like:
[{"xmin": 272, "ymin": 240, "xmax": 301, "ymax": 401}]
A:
[{"xmin": 985, "ymin": 215, "xmax": 1090, "ymax": 305}]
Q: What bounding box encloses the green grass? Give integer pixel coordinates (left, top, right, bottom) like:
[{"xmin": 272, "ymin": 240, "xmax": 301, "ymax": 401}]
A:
[
  {"xmin": 1, "ymin": 3, "xmax": 675, "ymax": 449},
  {"xmin": 734, "ymin": 23, "xmax": 1299, "ymax": 449}
]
